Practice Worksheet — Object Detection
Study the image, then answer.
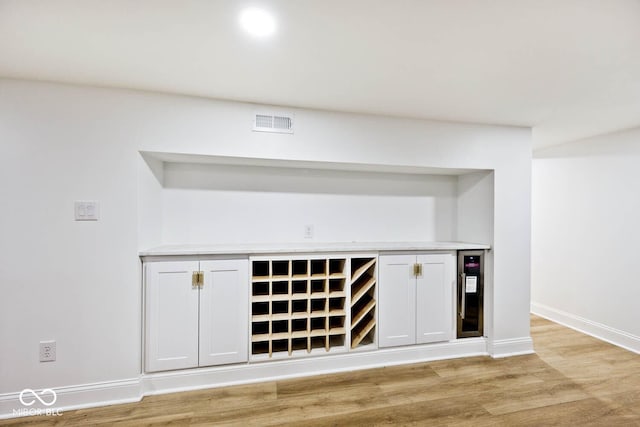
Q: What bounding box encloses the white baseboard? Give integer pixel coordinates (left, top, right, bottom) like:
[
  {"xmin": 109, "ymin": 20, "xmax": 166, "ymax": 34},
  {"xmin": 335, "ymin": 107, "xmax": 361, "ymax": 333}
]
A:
[
  {"xmin": 531, "ymin": 302, "xmax": 640, "ymax": 354},
  {"xmin": 142, "ymin": 338, "xmax": 488, "ymax": 395},
  {"xmin": 0, "ymin": 378, "xmax": 141, "ymax": 420},
  {"xmin": 488, "ymin": 337, "xmax": 534, "ymax": 358}
]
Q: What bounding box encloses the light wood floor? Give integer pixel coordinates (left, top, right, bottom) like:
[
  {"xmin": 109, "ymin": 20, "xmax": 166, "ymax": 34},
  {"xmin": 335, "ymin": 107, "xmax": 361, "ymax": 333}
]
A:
[{"xmin": 4, "ymin": 315, "xmax": 640, "ymax": 426}]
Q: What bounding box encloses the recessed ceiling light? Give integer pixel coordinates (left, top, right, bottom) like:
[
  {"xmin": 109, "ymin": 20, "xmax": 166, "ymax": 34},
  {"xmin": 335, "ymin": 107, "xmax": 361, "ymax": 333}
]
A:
[{"xmin": 240, "ymin": 7, "xmax": 276, "ymax": 37}]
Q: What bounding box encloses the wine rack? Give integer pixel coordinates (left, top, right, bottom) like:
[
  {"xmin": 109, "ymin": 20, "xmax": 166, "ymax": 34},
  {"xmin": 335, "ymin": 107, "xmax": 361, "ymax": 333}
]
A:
[
  {"xmin": 250, "ymin": 257, "xmax": 348, "ymax": 359},
  {"xmin": 350, "ymin": 257, "xmax": 377, "ymax": 349}
]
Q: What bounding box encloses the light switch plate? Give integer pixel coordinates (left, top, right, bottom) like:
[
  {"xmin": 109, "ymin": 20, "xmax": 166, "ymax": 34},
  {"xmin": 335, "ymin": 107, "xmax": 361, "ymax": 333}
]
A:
[{"xmin": 75, "ymin": 201, "xmax": 100, "ymax": 221}]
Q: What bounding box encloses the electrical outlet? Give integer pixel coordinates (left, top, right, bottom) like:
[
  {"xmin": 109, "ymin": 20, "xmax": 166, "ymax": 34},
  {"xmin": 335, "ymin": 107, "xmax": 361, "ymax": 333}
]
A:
[
  {"xmin": 39, "ymin": 341, "xmax": 56, "ymax": 362},
  {"xmin": 304, "ymin": 224, "xmax": 314, "ymax": 239}
]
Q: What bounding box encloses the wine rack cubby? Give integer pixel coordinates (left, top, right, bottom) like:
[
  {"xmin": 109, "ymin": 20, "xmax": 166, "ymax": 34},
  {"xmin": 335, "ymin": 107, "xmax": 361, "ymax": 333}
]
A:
[
  {"xmin": 350, "ymin": 257, "xmax": 377, "ymax": 349},
  {"xmin": 250, "ymin": 256, "xmax": 349, "ymax": 359}
]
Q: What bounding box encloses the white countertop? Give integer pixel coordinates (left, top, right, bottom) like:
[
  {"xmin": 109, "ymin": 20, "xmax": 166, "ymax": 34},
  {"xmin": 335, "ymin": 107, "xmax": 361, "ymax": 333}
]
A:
[{"xmin": 139, "ymin": 241, "xmax": 490, "ymax": 257}]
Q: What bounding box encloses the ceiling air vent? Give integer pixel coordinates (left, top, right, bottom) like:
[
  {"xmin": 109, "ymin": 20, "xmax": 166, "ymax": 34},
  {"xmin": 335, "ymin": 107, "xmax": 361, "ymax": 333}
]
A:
[{"xmin": 253, "ymin": 112, "xmax": 294, "ymax": 134}]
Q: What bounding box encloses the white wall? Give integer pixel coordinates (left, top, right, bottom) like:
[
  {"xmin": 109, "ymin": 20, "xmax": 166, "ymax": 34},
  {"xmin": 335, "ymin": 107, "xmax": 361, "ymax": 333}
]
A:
[
  {"xmin": 137, "ymin": 155, "xmax": 164, "ymax": 250},
  {"xmin": 0, "ymin": 81, "xmax": 141, "ymax": 393},
  {"xmin": 457, "ymin": 171, "xmax": 494, "ymax": 245},
  {"xmin": 0, "ymin": 79, "xmax": 531, "ymax": 408},
  {"xmin": 532, "ymin": 127, "xmax": 640, "ymax": 351},
  {"xmin": 159, "ymin": 162, "xmax": 458, "ymax": 244}
]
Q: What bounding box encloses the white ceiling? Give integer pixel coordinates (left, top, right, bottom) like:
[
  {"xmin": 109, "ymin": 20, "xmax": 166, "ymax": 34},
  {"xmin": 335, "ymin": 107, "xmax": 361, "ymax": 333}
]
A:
[{"xmin": 1, "ymin": 0, "xmax": 639, "ymax": 149}]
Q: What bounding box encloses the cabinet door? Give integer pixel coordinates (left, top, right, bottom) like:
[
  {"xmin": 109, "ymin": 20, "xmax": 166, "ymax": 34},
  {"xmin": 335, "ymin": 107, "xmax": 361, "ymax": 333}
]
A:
[
  {"xmin": 416, "ymin": 253, "xmax": 454, "ymax": 344},
  {"xmin": 378, "ymin": 255, "xmax": 416, "ymax": 348},
  {"xmin": 145, "ymin": 261, "xmax": 200, "ymax": 372},
  {"xmin": 199, "ymin": 259, "xmax": 249, "ymax": 366}
]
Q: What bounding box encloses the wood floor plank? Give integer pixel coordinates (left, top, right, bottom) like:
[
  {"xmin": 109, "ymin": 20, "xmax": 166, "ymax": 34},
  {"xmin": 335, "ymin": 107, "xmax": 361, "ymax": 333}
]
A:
[
  {"xmin": 486, "ymin": 398, "xmax": 640, "ymax": 427},
  {"xmin": 481, "ymin": 378, "xmax": 590, "ymax": 415},
  {"xmin": 2, "ymin": 315, "xmax": 640, "ymax": 426},
  {"xmin": 281, "ymin": 397, "xmax": 492, "ymax": 427},
  {"xmin": 599, "ymin": 390, "xmax": 640, "ymax": 417}
]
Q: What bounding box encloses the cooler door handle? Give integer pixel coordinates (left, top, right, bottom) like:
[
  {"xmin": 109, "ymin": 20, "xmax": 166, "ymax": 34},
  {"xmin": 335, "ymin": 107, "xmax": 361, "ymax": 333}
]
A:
[{"xmin": 460, "ymin": 273, "xmax": 466, "ymax": 319}]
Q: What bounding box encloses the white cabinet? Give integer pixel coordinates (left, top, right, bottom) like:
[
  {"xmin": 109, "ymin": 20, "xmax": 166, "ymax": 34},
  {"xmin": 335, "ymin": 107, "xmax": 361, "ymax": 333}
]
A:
[
  {"xmin": 378, "ymin": 253, "xmax": 455, "ymax": 348},
  {"xmin": 145, "ymin": 259, "xmax": 249, "ymax": 372},
  {"xmin": 145, "ymin": 261, "xmax": 200, "ymax": 371}
]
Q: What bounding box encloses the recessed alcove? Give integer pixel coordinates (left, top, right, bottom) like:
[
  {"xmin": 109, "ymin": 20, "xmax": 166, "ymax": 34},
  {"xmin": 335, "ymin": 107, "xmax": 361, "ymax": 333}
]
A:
[{"xmin": 138, "ymin": 151, "xmax": 494, "ymax": 249}]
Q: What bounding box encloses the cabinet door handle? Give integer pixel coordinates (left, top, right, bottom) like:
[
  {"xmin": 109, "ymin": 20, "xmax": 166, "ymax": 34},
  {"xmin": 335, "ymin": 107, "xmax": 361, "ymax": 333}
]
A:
[
  {"xmin": 460, "ymin": 273, "xmax": 466, "ymax": 319},
  {"xmin": 192, "ymin": 271, "xmax": 199, "ymax": 287},
  {"xmin": 192, "ymin": 271, "xmax": 204, "ymax": 287},
  {"xmin": 412, "ymin": 263, "xmax": 422, "ymax": 277}
]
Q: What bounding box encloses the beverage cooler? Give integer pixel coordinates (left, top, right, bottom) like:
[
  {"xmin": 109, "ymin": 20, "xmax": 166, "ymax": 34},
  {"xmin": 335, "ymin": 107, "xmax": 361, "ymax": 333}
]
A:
[{"xmin": 457, "ymin": 250, "xmax": 484, "ymax": 338}]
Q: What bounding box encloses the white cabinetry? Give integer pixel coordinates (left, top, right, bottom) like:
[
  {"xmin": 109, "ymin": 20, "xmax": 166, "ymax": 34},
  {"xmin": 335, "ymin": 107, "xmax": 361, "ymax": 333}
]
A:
[
  {"xmin": 145, "ymin": 259, "xmax": 248, "ymax": 372},
  {"xmin": 145, "ymin": 261, "xmax": 199, "ymax": 372},
  {"xmin": 378, "ymin": 253, "xmax": 455, "ymax": 348}
]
